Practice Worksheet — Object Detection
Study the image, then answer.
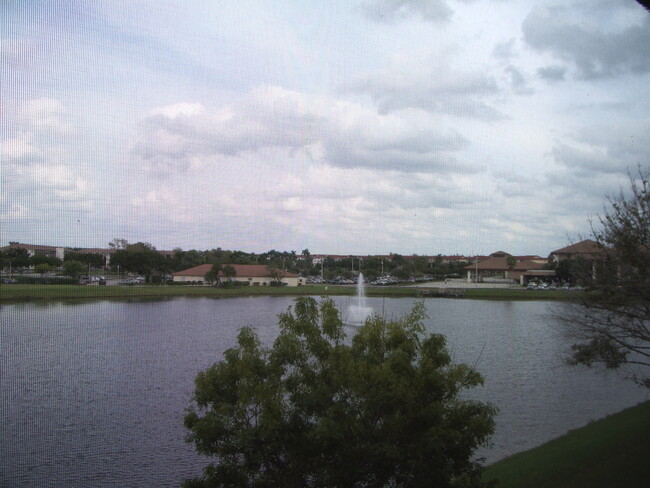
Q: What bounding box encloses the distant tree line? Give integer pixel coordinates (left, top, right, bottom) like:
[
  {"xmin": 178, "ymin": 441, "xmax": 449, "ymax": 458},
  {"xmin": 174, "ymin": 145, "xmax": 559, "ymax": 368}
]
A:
[{"xmin": 2, "ymin": 237, "xmax": 472, "ymax": 284}]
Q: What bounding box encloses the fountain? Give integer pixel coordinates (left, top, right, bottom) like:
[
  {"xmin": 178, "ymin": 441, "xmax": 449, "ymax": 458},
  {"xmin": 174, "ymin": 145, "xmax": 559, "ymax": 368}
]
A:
[{"xmin": 346, "ymin": 273, "xmax": 373, "ymax": 325}]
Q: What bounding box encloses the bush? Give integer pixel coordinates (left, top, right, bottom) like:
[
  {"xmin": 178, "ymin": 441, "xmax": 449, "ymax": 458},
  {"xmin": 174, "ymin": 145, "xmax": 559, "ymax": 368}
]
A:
[
  {"xmin": 13, "ymin": 276, "xmax": 79, "ymax": 285},
  {"xmin": 184, "ymin": 298, "xmax": 496, "ymax": 487}
]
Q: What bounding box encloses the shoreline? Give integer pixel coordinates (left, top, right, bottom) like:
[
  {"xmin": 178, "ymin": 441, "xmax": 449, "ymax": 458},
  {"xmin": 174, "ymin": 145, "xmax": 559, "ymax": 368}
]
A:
[{"xmin": 1, "ymin": 283, "xmax": 571, "ymax": 303}]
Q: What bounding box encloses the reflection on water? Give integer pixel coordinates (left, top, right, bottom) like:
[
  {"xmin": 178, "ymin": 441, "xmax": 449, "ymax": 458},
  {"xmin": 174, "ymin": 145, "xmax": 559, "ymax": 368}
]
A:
[{"xmin": 1, "ymin": 297, "xmax": 647, "ymax": 486}]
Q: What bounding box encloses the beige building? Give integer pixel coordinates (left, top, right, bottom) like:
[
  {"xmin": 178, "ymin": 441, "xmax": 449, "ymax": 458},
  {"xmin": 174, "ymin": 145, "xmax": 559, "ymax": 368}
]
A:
[
  {"xmin": 464, "ymin": 251, "xmax": 553, "ymax": 285},
  {"xmin": 173, "ymin": 264, "xmax": 303, "ymax": 287},
  {"xmin": 549, "ymin": 239, "xmax": 603, "ymax": 263}
]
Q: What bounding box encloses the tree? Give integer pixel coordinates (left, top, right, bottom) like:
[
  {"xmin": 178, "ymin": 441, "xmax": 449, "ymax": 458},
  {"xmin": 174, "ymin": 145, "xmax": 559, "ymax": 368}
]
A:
[
  {"xmin": 0, "ymin": 247, "xmax": 31, "ymax": 270},
  {"xmin": 558, "ymin": 167, "xmax": 650, "ymax": 387},
  {"xmin": 222, "ymin": 264, "xmax": 236, "ymax": 283},
  {"xmin": 108, "ymin": 238, "xmax": 129, "ymax": 250},
  {"xmin": 184, "ymin": 298, "xmax": 496, "ymax": 487},
  {"xmin": 553, "ymin": 257, "xmax": 591, "ymax": 285},
  {"xmin": 110, "ymin": 242, "xmax": 170, "ymax": 283},
  {"xmin": 63, "ymin": 260, "xmax": 86, "ymax": 279},
  {"xmin": 64, "ymin": 251, "xmax": 104, "ymax": 269},
  {"xmin": 30, "ymin": 254, "xmax": 62, "ymax": 268},
  {"xmin": 34, "ymin": 263, "xmax": 55, "ymax": 276},
  {"xmin": 204, "ymin": 263, "xmax": 222, "ymax": 286},
  {"xmin": 266, "ymin": 263, "xmax": 285, "ymax": 285}
]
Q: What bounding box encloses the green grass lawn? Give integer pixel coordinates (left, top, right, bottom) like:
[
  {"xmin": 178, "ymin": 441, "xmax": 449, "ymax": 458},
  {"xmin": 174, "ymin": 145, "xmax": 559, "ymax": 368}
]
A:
[
  {"xmin": 483, "ymin": 401, "xmax": 650, "ymax": 488},
  {"xmin": 0, "ymin": 283, "xmax": 571, "ymax": 302},
  {"xmin": 463, "ymin": 288, "xmax": 567, "ymax": 300}
]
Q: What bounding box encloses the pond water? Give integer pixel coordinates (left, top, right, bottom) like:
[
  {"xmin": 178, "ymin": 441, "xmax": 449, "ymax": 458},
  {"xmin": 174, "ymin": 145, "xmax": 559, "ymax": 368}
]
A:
[{"xmin": 1, "ymin": 296, "xmax": 647, "ymax": 487}]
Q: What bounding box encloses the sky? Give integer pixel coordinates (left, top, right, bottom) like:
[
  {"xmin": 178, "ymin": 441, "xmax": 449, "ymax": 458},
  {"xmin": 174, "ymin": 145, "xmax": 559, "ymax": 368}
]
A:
[{"xmin": 2, "ymin": 0, "xmax": 649, "ymax": 257}]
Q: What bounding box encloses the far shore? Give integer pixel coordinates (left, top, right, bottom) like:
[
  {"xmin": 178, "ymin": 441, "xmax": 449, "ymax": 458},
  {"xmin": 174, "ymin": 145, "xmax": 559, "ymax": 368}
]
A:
[{"xmin": 1, "ymin": 282, "xmax": 571, "ymax": 303}]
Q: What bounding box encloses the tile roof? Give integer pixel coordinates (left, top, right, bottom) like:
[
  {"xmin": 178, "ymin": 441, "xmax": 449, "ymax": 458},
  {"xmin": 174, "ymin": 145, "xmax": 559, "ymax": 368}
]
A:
[
  {"xmin": 1, "ymin": 243, "xmax": 59, "ymax": 251},
  {"xmin": 551, "ymin": 239, "xmax": 602, "ymax": 255},
  {"xmin": 173, "ymin": 263, "xmax": 299, "ymax": 278}
]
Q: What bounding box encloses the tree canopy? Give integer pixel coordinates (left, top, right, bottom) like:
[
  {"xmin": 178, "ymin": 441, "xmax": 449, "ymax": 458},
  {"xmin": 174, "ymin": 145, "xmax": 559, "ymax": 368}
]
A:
[
  {"xmin": 559, "ymin": 167, "xmax": 650, "ymax": 387},
  {"xmin": 110, "ymin": 242, "xmax": 171, "ymax": 282},
  {"xmin": 184, "ymin": 297, "xmax": 496, "ymax": 487}
]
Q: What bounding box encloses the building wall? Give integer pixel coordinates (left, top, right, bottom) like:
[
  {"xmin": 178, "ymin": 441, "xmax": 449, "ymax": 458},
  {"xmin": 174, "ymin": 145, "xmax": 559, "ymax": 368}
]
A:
[{"xmin": 173, "ymin": 275, "xmax": 302, "ymax": 286}]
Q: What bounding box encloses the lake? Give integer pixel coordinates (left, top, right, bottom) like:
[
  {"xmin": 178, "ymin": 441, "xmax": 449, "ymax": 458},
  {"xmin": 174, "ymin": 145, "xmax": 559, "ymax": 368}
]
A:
[{"xmin": 1, "ymin": 296, "xmax": 647, "ymax": 487}]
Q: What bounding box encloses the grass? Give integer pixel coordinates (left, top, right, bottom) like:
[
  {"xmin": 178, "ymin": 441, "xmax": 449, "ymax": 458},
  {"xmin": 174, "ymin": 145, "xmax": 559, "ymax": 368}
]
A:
[
  {"xmin": 463, "ymin": 288, "xmax": 567, "ymax": 300},
  {"xmin": 0, "ymin": 283, "xmax": 571, "ymax": 302},
  {"xmin": 483, "ymin": 401, "xmax": 650, "ymax": 488}
]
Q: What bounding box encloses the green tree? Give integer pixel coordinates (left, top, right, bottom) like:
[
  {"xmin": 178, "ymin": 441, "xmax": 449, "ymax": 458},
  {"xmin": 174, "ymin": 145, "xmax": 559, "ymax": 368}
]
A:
[
  {"xmin": 110, "ymin": 242, "xmax": 171, "ymax": 283},
  {"xmin": 184, "ymin": 298, "xmax": 496, "ymax": 487},
  {"xmin": 204, "ymin": 262, "xmax": 222, "ymax": 285},
  {"xmin": 34, "ymin": 263, "xmax": 55, "ymax": 276},
  {"xmin": 558, "ymin": 167, "xmax": 650, "ymax": 387},
  {"xmin": 266, "ymin": 262, "xmax": 285, "ymax": 285},
  {"xmin": 222, "ymin": 264, "xmax": 236, "ymax": 283},
  {"xmin": 0, "ymin": 247, "xmax": 31, "ymax": 270},
  {"xmin": 30, "ymin": 254, "xmax": 63, "ymax": 268},
  {"xmin": 63, "ymin": 260, "xmax": 86, "ymax": 279},
  {"xmin": 64, "ymin": 251, "xmax": 104, "ymax": 268},
  {"xmin": 554, "ymin": 257, "xmax": 591, "ymax": 285}
]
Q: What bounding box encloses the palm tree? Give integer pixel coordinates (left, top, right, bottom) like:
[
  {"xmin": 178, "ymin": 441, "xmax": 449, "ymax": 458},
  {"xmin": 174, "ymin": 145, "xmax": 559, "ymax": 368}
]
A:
[{"xmin": 223, "ymin": 264, "xmax": 236, "ymax": 284}]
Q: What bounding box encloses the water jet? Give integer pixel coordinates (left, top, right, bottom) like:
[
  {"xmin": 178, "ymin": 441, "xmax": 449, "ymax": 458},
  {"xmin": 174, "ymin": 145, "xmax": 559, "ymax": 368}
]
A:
[{"xmin": 346, "ymin": 273, "xmax": 373, "ymax": 325}]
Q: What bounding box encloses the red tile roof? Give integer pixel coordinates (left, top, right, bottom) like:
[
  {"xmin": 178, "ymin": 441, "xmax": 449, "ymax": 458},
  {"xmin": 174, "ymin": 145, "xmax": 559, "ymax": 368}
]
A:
[
  {"xmin": 551, "ymin": 239, "xmax": 602, "ymax": 255},
  {"xmin": 173, "ymin": 264, "xmax": 298, "ymax": 278}
]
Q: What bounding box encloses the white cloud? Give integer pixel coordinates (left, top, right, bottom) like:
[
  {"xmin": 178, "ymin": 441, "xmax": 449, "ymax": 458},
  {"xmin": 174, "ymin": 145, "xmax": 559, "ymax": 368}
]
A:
[
  {"xmin": 150, "ymin": 103, "xmax": 205, "ymax": 119},
  {"xmin": 2, "ymin": 1, "xmax": 649, "ymax": 256},
  {"xmin": 26, "ymin": 98, "xmax": 68, "ymax": 131},
  {"xmin": 523, "ymin": 4, "xmax": 650, "ymax": 80},
  {"xmin": 342, "ymin": 49, "xmax": 504, "ymax": 119},
  {"xmin": 3, "ymin": 132, "xmax": 41, "ymax": 161},
  {"xmin": 363, "ymin": 0, "xmax": 454, "ymax": 23},
  {"xmin": 133, "ymin": 86, "xmax": 475, "ymax": 175}
]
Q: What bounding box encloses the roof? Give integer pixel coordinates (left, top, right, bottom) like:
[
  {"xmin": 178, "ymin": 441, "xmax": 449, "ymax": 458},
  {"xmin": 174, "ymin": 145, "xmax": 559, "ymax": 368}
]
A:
[
  {"xmin": 464, "ymin": 257, "xmax": 511, "ymax": 270},
  {"xmin": 515, "ymin": 255, "xmax": 544, "ymax": 261},
  {"xmin": 0, "ymin": 243, "xmax": 59, "ymax": 252},
  {"xmin": 513, "ymin": 259, "xmax": 547, "ymax": 271},
  {"xmin": 551, "ymin": 239, "xmax": 602, "ymax": 256},
  {"xmin": 464, "ymin": 257, "xmax": 548, "ymax": 271},
  {"xmin": 173, "ymin": 263, "xmax": 299, "ymax": 278},
  {"xmin": 66, "ymin": 247, "xmax": 115, "ymax": 254}
]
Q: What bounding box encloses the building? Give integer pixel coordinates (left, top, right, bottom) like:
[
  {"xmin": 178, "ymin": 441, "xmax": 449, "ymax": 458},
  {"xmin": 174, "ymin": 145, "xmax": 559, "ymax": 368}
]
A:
[
  {"xmin": 172, "ymin": 264, "xmax": 303, "ymax": 286},
  {"xmin": 464, "ymin": 251, "xmax": 553, "ymax": 285},
  {"xmin": 0, "ymin": 243, "xmax": 65, "ymax": 261},
  {"xmin": 549, "ymin": 239, "xmax": 603, "ymax": 263}
]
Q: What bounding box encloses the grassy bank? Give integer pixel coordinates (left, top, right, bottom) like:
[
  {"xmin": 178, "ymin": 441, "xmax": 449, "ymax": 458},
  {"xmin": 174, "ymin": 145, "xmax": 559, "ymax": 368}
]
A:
[
  {"xmin": 483, "ymin": 401, "xmax": 650, "ymax": 488},
  {"xmin": 0, "ymin": 283, "xmax": 569, "ymax": 302}
]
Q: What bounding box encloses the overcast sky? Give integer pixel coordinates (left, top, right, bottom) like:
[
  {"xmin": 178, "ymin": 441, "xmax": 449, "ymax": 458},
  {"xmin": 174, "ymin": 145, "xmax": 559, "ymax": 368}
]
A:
[{"xmin": 2, "ymin": 0, "xmax": 649, "ymax": 256}]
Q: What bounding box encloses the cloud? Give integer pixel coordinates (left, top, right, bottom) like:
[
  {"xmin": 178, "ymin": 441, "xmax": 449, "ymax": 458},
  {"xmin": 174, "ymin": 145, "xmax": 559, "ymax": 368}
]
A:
[
  {"xmin": 523, "ymin": 5, "xmax": 650, "ymax": 80},
  {"xmin": 1, "ymin": 98, "xmax": 92, "ymax": 229},
  {"xmin": 26, "ymin": 98, "xmax": 67, "ymax": 130},
  {"xmin": 493, "ymin": 38, "xmax": 517, "ymax": 61},
  {"xmin": 132, "ymin": 86, "xmax": 476, "ymax": 175},
  {"xmin": 552, "ymin": 120, "xmax": 650, "ymax": 175},
  {"xmin": 504, "ymin": 65, "xmax": 533, "ymax": 95},
  {"xmin": 150, "ymin": 103, "xmax": 205, "ymax": 119},
  {"xmin": 342, "ymin": 56, "xmax": 503, "ymax": 119},
  {"xmin": 537, "ymin": 65, "xmax": 566, "ymax": 82},
  {"xmin": 3, "ymin": 132, "xmax": 41, "ymax": 161},
  {"xmin": 363, "ymin": 0, "xmax": 454, "ymax": 23}
]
